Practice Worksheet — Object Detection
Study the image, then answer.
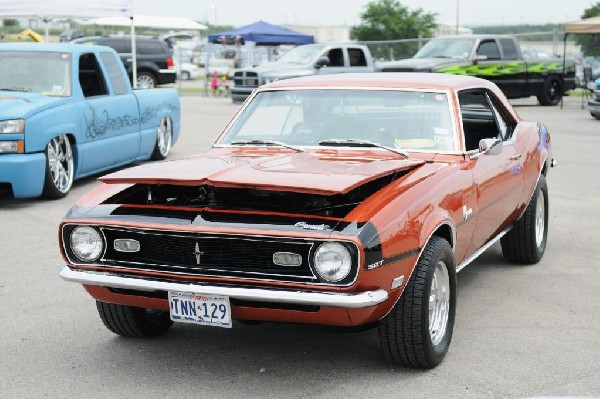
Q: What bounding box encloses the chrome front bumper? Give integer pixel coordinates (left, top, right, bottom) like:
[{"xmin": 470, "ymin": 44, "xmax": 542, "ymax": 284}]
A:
[{"xmin": 59, "ymin": 266, "xmax": 388, "ymax": 309}]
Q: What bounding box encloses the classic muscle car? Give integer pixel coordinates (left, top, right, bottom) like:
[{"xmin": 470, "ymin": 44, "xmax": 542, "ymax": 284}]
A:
[
  {"xmin": 58, "ymin": 73, "xmax": 554, "ymax": 368},
  {"xmin": 0, "ymin": 43, "xmax": 180, "ymax": 199}
]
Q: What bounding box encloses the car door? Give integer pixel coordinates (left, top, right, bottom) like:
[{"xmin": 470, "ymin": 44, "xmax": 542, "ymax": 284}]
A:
[
  {"xmin": 460, "ymin": 89, "xmax": 523, "ymax": 255},
  {"xmin": 317, "ymin": 47, "xmax": 348, "ymax": 75},
  {"xmin": 474, "ymin": 39, "xmax": 520, "ymax": 98},
  {"xmin": 76, "ymin": 52, "xmax": 138, "ymax": 174},
  {"xmin": 98, "ymin": 51, "xmax": 141, "ymax": 163}
]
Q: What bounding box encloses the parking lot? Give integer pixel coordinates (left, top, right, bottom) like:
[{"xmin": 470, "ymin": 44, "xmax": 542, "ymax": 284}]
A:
[{"xmin": 0, "ymin": 94, "xmax": 599, "ymax": 398}]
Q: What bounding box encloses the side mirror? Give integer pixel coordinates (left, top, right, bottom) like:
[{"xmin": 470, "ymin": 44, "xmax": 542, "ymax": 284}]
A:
[
  {"xmin": 473, "ymin": 54, "xmax": 488, "ymax": 63},
  {"xmin": 315, "ymin": 56, "xmax": 331, "ymax": 69},
  {"xmin": 470, "ymin": 138, "xmax": 502, "ymax": 159}
]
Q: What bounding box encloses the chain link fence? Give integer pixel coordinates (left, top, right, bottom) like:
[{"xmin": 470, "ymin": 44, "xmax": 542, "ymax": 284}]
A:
[{"xmin": 357, "ymin": 30, "xmax": 600, "ymax": 91}]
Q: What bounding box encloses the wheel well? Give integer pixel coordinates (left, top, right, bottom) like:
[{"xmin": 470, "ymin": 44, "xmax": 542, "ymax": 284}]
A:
[
  {"xmin": 431, "ymin": 223, "xmax": 454, "ymax": 251},
  {"xmin": 137, "ymin": 69, "xmax": 157, "ymax": 78},
  {"xmin": 65, "ymin": 133, "xmax": 79, "ymax": 168}
]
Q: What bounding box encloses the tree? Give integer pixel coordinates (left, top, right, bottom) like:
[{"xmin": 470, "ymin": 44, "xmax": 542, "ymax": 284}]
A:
[
  {"xmin": 576, "ymin": 2, "xmax": 600, "ymax": 57},
  {"xmin": 351, "ymin": 0, "xmax": 437, "ymax": 60}
]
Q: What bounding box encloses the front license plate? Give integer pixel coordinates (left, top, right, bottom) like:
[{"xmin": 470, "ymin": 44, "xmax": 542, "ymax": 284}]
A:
[{"xmin": 168, "ymin": 291, "xmax": 232, "ymax": 328}]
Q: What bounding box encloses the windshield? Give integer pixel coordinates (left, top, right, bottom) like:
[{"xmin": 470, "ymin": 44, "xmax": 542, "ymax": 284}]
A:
[
  {"xmin": 219, "ymin": 89, "xmax": 455, "ymax": 152},
  {"xmin": 0, "ymin": 51, "xmax": 71, "ymax": 96},
  {"xmin": 275, "ymin": 45, "xmax": 326, "ymax": 64},
  {"xmin": 414, "ymin": 38, "xmax": 475, "ymax": 59}
]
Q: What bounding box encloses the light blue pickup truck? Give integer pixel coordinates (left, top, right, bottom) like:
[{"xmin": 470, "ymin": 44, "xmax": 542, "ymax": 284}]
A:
[{"xmin": 0, "ymin": 43, "xmax": 180, "ymax": 199}]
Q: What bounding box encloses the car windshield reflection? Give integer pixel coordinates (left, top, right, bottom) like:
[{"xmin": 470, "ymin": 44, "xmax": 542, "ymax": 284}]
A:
[
  {"xmin": 0, "ymin": 51, "xmax": 72, "ymax": 96},
  {"xmin": 220, "ymin": 89, "xmax": 456, "ymax": 152}
]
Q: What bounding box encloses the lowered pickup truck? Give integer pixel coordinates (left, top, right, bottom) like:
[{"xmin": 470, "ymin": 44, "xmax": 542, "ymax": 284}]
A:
[
  {"xmin": 0, "ymin": 43, "xmax": 180, "ymax": 199},
  {"xmin": 378, "ymin": 35, "xmax": 576, "ymax": 106},
  {"xmin": 231, "ymin": 43, "xmax": 375, "ymax": 102}
]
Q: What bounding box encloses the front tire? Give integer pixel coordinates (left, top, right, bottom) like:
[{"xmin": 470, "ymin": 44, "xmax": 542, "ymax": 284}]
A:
[
  {"xmin": 501, "ymin": 175, "xmax": 549, "ymax": 263},
  {"xmin": 150, "ymin": 117, "xmax": 173, "ymax": 160},
  {"xmin": 536, "ymin": 76, "xmax": 563, "ymax": 106},
  {"xmin": 96, "ymin": 301, "xmax": 173, "ymax": 337},
  {"xmin": 378, "ymin": 236, "xmax": 456, "ymax": 368},
  {"xmin": 42, "ymin": 134, "xmax": 74, "ymax": 199}
]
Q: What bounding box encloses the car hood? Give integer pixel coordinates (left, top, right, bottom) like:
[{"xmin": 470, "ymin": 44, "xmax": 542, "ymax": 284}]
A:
[
  {"xmin": 379, "ymin": 58, "xmax": 461, "ymax": 71},
  {"xmin": 100, "ymin": 149, "xmax": 425, "ymax": 195},
  {"xmin": 245, "ymin": 62, "xmax": 314, "ymax": 75},
  {"xmin": 0, "ymin": 92, "xmax": 69, "ymax": 119}
]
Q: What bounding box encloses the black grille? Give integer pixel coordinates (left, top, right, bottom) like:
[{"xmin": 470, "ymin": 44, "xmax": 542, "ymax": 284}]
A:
[
  {"xmin": 234, "ymin": 71, "xmax": 259, "ymax": 87},
  {"xmin": 100, "ymin": 227, "xmax": 317, "ymax": 282}
]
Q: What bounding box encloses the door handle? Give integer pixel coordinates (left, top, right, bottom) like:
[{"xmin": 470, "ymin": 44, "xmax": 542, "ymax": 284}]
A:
[
  {"xmin": 509, "ymin": 153, "xmax": 522, "ymax": 161},
  {"xmin": 126, "ymin": 59, "xmax": 132, "ymax": 62}
]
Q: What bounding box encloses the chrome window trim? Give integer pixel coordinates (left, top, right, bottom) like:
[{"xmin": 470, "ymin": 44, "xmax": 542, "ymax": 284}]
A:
[{"xmin": 215, "ymin": 86, "xmax": 461, "ymax": 154}]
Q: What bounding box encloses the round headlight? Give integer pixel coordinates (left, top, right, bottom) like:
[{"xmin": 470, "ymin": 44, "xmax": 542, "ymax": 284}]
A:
[
  {"xmin": 313, "ymin": 242, "xmax": 352, "ymax": 282},
  {"xmin": 70, "ymin": 226, "xmax": 104, "ymax": 262}
]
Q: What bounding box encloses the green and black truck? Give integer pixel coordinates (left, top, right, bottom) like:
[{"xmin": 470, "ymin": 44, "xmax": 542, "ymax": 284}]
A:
[{"xmin": 378, "ymin": 34, "xmax": 576, "ymax": 106}]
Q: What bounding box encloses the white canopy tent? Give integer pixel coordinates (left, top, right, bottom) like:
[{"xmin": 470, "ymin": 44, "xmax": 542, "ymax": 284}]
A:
[
  {"xmin": 565, "ymin": 16, "xmax": 600, "ymax": 34},
  {"xmin": 0, "ymin": 1, "xmax": 207, "ymax": 88},
  {"xmin": 90, "ymin": 15, "xmax": 206, "ymax": 30}
]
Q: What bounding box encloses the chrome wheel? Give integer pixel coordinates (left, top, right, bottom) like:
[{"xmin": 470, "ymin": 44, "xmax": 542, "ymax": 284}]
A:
[
  {"xmin": 429, "ymin": 260, "xmax": 450, "ymax": 346},
  {"xmin": 535, "ymin": 189, "xmax": 546, "ymax": 248},
  {"xmin": 47, "ymin": 134, "xmax": 74, "ymax": 194},
  {"xmin": 156, "ymin": 117, "xmax": 172, "ymax": 158},
  {"xmin": 150, "ymin": 116, "xmax": 173, "ymax": 160},
  {"xmin": 136, "ymin": 74, "xmax": 156, "ymax": 89}
]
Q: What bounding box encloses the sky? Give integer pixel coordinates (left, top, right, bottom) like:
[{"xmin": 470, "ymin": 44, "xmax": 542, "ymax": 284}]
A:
[{"xmin": 134, "ymin": 0, "xmax": 598, "ymax": 27}]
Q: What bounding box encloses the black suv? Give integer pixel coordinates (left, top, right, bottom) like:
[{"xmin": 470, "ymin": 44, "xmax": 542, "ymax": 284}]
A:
[{"xmin": 72, "ymin": 36, "xmax": 176, "ymax": 88}]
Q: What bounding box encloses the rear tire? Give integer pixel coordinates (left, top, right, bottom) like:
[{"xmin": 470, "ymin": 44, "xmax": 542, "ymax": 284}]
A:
[
  {"xmin": 536, "ymin": 76, "xmax": 563, "ymax": 106},
  {"xmin": 501, "ymin": 175, "xmax": 548, "ymax": 264},
  {"xmin": 378, "ymin": 236, "xmax": 456, "ymax": 368},
  {"xmin": 591, "ymin": 112, "xmax": 600, "ymax": 120},
  {"xmin": 136, "ymin": 72, "xmax": 158, "ymax": 89},
  {"xmin": 181, "ymin": 71, "xmax": 190, "ymax": 80},
  {"xmin": 96, "ymin": 301, "xmax": 173, "ymax": 337}
]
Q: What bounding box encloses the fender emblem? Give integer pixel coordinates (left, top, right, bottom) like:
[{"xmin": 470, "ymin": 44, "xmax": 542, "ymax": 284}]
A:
[
  {"xmin": 294, "ymin": 221, "xmax": 330, "ymax": 231},
  {"xmin": 366, "ymin": 260, "xmax": 384, "ymax": 270}
]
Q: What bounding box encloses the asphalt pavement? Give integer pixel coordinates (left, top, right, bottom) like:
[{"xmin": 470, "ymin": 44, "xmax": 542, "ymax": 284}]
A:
[{"xmin": 0, "ymin": 93, "xmax": 599, "ymax": 398}]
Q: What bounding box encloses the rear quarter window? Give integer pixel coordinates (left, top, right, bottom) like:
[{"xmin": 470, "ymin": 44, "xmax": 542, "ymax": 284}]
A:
[{"xmin": 99, "ymin": 52, "xmax": 129, "ymax": 95}]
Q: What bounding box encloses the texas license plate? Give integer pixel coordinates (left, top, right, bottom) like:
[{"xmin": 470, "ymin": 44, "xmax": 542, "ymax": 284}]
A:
[{"xmin": 168, "ymin": 291, "xmax": 232, "ymax": 328}]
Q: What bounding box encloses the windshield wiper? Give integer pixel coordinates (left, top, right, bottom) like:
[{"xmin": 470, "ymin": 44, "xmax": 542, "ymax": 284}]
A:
[
  {"xmin": 0, "ymin": 87, "xmax": 31, "ymax": 92},
  {"xmin": 230, "ymin": 139, "xmax": 303, "ymax": 152},
  {"xmin": 318, "ymin": 139, "xmax": 409, "ymax": 158}
]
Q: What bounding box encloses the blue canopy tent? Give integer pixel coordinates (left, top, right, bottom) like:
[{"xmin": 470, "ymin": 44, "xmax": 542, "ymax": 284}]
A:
[
  {"xmin": 204, "ymin": 21, "xmax": 314, "ymax": 94},
  {"xmin": 208, "ymin": 20, "xmax": 314, "ymax": 46}
]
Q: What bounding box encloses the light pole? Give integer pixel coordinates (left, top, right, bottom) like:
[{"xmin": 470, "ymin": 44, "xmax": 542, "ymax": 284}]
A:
[{"xmin": 455, "ymin": 0, "xmax": 460, "ymax": 34}]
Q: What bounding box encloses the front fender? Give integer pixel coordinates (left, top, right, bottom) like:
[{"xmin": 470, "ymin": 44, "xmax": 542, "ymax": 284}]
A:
[{"xmin": 24, "ymin": 102, "xmax": 81, "ymax": 153}]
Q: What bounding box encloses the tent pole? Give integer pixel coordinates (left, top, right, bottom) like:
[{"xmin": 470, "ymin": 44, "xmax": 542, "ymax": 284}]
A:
[
  {"xmin": 131, "ymin": 15, "xmax": 137, "ymax": 88},
  {"xmin": 44, "ymin": 18, "xmax": 49, "ymax": 41},
  {"xmin": 562, "ymin": 33, "xmax": 567, "ymax": 110}
]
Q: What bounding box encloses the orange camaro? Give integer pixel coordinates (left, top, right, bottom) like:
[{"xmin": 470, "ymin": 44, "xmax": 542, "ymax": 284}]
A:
[{"xmin": 59, "ymin": 73, "xmax": 554, "ymax": 368}]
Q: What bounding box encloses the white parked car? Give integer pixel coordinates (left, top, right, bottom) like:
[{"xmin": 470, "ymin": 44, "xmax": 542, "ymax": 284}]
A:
[{"xmin": 175, "ymin": 62, "xmax": 201, "ymax": 80}]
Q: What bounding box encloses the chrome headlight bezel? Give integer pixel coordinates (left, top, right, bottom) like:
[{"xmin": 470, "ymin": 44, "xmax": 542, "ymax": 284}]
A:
[
  {"xmin": 69, "ymin": 226, "xmax": 105, "ymax": 263},
  {"xmin": 312, "ymin": 241, "xmax": 355, "ymax": 283},
  {"xmin": 0, "ymin": 119, "xmax": 25, "ymax": 134}
]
